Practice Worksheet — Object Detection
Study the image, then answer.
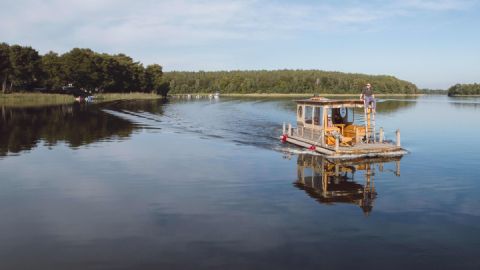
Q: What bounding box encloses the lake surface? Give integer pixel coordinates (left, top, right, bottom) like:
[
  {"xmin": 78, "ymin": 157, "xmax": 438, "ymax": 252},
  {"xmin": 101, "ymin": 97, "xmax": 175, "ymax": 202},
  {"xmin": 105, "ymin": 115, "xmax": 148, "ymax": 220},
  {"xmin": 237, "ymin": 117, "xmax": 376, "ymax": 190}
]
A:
[{"xmin": 0, "ymin": 96, "xmax": 479, "ymax": 269}]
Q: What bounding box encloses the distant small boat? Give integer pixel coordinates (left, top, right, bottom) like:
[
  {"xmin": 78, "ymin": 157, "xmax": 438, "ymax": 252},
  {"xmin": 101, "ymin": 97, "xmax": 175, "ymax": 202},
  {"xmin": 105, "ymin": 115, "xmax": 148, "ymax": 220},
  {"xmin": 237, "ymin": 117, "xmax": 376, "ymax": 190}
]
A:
[
  {"xmin": 214, "ymin": 92, "xmax": 220, "ymax": 99},
  {"xmin": 75, "ymin": 95, "xmax": 94, "ymax": 103}
]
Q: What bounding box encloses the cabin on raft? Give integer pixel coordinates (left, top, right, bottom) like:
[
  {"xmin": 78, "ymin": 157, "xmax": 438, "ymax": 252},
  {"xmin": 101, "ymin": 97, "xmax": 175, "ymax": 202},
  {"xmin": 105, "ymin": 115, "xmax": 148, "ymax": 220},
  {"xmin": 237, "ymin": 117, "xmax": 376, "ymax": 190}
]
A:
[{"xmin": 281, "ymin": 97, "xmax": 407, "ymax": 159}]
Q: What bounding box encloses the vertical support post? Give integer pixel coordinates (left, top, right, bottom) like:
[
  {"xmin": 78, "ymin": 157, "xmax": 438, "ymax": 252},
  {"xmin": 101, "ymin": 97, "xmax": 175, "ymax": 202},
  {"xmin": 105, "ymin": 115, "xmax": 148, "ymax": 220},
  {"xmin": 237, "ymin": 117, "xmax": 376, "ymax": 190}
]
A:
[
  {"xmin": 282, "ymin": 122, "xmax": 286, "ymax": 135},
  {"xmin": 372, "ymin": 112, "xmax": 376, "ymax": 142},
  {"xmin": 396, "ymin": 129, "xmax": 401, "ymax": 147},
  {"xmin": 364, "ymin": 101, "xmax": 369, "ymax": 143},
  {"xmin": 335, "ymin": 137, "xmax": 339, "ymax": 151},
  {"xmin": 379, "ymin": 127, "xmax": 384, "ymax": 143},
  {"xmin": 311, "ymin": 165, "xmax": 315, "ymax": 187},
  {"xmin": 395, "ymin": 160, "xmax": 401, "ymax": 176},
  {"xmin": 288, "ymin": 123, "xmax": 292, "ymax": 136},
  {"xmin": 310, "ymin": 106, "xmax": 318, "ymax": 141},
  {"xmin": 320, "ymin": 131, "xmax": 325, "ymax": 147},
  {"xmin": 299, "ymin": 167, "xmax": 305, "ymax": 184}
]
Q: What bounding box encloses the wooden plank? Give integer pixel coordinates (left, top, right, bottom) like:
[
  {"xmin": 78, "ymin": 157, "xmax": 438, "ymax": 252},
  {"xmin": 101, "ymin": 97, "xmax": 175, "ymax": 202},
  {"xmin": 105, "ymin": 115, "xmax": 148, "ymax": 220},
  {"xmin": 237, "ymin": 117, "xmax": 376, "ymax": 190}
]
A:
[{"xmin": 285, "ymin": 136, "xmax": 335, "ymax": 155}]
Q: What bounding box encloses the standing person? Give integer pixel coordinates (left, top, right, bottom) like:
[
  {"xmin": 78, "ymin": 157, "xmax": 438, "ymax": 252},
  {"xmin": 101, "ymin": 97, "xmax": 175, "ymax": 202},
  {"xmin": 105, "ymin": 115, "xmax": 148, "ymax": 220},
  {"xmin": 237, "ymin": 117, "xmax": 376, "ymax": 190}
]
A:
[{"xmin": 360, "ymin": 83, "xmax": 376, "ymax": 112}]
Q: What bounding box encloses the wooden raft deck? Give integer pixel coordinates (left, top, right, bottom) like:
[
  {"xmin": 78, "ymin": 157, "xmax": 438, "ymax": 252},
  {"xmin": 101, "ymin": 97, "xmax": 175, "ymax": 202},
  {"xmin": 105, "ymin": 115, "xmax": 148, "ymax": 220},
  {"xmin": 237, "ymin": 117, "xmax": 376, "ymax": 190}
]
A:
[{"xmin": 284, "ymin": 134, "xmax": 406, "ymax": 159}]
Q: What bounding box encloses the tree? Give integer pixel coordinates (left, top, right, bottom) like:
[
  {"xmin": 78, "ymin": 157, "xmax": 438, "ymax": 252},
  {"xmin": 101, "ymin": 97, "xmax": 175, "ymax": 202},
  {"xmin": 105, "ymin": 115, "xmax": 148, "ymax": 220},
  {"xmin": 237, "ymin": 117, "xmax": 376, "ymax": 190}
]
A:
[
  {"xmin": 163, "ymin": 70, "xmax": 418, "ymax": 95},
  {"xmin": 8, "ymin": 45, "xmax": 42, "ymax": 91},
  {"xmin": 448, "ymin": 83, "xmax": 480, "ymax": 96},
  {"xmin": 62, "ymin": 48, "xmax": 101, "ymax": 91},
  {"xmin": 0, "ymin": 43, "xmax": 10, "ymax": 93},
  {"xmin": 144, "ymin": 64, "xmax": 168, "ymax": 96},
  {"xmin": 41, "ymin": 51, "xmax": 64, "ymax": 90},
  {"xmin": 111, "ymin": 54, "xmax": 144, "ymax": 92}
]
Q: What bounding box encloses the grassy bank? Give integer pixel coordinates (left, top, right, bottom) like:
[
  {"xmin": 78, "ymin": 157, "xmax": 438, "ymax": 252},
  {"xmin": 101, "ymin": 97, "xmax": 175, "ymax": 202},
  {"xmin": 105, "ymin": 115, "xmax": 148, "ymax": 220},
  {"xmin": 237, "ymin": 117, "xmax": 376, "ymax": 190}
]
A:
[
  {"xmin": 94, "ymin": 92, "xmax": 162, "ymax": 101},
  {"xmin": 0, "ymin": 92, "xmax": 162, "ymax": 107},
  {"xmin": 0, "ymin": 93, "xmax": 75, "ymax": 107}
]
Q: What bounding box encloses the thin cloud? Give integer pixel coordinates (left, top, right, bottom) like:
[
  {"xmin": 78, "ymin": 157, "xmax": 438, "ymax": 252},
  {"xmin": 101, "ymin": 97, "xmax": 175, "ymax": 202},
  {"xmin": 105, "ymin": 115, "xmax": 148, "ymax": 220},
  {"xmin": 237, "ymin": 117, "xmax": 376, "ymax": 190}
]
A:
[
  {"xmin": 0, "ymin": 0, "xmax": 388, "ymax": 49},
  {"xmin": 399, "ymin": 0, "xmax": 477, "ymax": 11}
]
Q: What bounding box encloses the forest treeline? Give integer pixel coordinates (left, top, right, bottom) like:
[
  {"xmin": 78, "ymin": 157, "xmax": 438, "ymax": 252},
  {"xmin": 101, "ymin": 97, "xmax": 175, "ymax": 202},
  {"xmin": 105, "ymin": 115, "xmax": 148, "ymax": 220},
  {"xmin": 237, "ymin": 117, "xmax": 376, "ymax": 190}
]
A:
[
  {"xmin": 448, "ymin": 83, "xmax": 480, "ymax": 96},
  {"xmin": 418, "ymin": 89, "xmax": 447, "ymax": 95},
  {"xmin": 164, "ymin": 70, "xmax": 418, "ymax": 94},
  {"xmin": 0, "ymin": 43, "xmax": 168, "ymax": 95},
  {"xmin": 1, "ymin": 42, "xmax": 421, "ymax": 96}
]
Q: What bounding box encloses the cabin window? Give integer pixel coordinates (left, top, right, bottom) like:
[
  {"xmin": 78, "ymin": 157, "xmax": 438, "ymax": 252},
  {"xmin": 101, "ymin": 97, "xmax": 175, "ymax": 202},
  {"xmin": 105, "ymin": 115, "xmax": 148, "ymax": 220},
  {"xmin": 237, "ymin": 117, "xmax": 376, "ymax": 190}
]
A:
[
  {"xmin": 332, "ymin": 107, "xmax": 353, "ymax": 124},
  {"xmin": 332, "ymin": 108, "xmax": 342, "ymax": 124},
  {"xmin": 339, "ymin": 107, "xmax": 347, "ymax": 118},
  {"xmin": 313, "ymin": 106, "xmax": 322, "ymax": 125},
  {"xmin": 305, "ymin": 106, "xmax": 313, "ymax": 124},
  {"xmin": 297, "ymin": 106, "xmax": 303, "ymax": 118},
  {"xmin": 347, "ymin": 108, "xmax": 354, "ymax": 123}
]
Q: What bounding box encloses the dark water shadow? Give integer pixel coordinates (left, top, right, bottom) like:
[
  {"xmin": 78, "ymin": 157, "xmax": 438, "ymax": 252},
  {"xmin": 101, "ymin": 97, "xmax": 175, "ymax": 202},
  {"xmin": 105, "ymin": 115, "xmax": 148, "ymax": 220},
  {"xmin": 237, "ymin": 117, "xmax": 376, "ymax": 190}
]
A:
[{"xmin": 0, "ymin": 100, "xmax": 166, "ymax": 157}]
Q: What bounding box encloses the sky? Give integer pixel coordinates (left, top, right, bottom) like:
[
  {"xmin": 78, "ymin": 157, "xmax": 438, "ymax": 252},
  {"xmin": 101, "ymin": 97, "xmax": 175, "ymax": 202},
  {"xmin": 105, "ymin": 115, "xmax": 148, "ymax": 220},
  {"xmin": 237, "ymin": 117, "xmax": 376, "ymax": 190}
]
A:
[{"xmin": 1, "ymin": 0, "xmax": 479, "ymax": 89}]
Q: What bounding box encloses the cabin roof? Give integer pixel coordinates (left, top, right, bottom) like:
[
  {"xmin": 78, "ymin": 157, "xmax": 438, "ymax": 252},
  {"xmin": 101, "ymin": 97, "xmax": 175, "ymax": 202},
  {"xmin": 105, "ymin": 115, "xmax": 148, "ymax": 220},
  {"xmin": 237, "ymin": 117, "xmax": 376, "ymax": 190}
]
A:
[{"xmin": 296, "ymin": 97, "xmax": 364, "ymax": 107}]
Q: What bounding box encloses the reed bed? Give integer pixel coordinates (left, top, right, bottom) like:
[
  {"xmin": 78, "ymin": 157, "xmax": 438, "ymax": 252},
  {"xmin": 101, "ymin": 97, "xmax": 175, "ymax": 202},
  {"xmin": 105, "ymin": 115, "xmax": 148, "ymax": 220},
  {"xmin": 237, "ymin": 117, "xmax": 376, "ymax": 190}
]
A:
[
  {"xmin": 0, "ymin": 92, "xmax": 161, "ymax": 107},
  {"xmin": 0, "ymin": 93, "xmax": 75, "ymax": 107},
  {"xmin": 94, "ymin": 92, "xmax": 161, "ymax": 101}
]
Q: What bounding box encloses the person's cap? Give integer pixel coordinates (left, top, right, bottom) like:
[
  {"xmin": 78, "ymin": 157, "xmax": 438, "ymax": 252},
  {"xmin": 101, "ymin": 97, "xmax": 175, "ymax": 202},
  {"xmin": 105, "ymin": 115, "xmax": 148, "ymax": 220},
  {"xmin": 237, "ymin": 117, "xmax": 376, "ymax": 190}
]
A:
[{"xmin": 366, "ymin": 83, "xmax": 371, "ymax": 86}]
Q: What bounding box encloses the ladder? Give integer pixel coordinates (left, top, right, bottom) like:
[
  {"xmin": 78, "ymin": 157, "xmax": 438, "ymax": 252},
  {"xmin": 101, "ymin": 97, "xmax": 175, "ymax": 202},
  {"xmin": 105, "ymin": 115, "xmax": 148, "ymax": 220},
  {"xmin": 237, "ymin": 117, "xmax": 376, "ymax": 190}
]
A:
[{"xmin": 363, "ymin": 100, "xmax": 376, "ymax": 143}]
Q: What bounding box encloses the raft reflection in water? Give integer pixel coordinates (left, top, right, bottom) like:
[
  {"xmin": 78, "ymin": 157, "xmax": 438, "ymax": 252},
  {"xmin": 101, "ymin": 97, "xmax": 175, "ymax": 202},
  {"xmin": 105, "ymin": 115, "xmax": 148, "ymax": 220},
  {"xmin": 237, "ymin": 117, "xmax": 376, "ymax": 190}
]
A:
[{"xmin": 295, "ymin": 154, "xmax": 401, "ymax": 215}]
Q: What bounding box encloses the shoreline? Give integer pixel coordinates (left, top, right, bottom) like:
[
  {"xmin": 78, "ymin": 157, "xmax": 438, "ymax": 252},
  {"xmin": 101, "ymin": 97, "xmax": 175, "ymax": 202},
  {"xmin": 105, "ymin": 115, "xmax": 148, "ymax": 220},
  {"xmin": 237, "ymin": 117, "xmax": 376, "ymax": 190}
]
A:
[
  {"xmin": 0, "ymin": 92, "xmax": 162, "ymax": 108},
  {"xmin": 171, "ymin": 93, "xmax": 426, "ymax": 98},
  {"xmin": 2, "ymin": 91, "xmax": 450, "ymax": 107}
]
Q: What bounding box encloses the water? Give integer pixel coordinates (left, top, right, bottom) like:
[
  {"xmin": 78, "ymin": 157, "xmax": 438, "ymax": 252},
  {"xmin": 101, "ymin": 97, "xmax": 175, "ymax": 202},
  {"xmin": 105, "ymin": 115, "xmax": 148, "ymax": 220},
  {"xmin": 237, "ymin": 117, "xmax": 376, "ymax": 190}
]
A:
[{"xmin": 0, "ymin": 96, "xmax": 479, "ymax": 269}]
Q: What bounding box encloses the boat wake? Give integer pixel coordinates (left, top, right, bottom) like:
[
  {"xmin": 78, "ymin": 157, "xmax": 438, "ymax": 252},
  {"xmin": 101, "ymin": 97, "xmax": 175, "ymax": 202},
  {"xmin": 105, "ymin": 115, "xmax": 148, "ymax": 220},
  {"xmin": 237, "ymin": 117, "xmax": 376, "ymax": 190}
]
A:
[{"xmin": 101, "ymin": 99, "xmax": 298, "ymax": 154}]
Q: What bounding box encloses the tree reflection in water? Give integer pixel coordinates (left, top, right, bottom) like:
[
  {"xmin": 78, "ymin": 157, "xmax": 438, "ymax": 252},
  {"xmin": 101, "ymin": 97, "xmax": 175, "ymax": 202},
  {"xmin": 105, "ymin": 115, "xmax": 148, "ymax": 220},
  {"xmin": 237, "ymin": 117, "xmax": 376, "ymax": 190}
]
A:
[{"xmin": 0, "ymin": 100, "xmax": 165, "ymax": 157}]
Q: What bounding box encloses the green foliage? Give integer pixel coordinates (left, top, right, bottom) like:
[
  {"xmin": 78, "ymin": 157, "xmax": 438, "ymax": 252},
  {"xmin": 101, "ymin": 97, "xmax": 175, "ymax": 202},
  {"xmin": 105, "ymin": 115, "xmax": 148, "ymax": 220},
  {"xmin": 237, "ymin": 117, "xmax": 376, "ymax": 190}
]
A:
[
  {"xmin": 42, "ymin": 52, "xmax": 64, "ymax": 90},
  {"xmin": 145, "ymin": 64, "xmax": 169, "ymax": 96},
  {"xmin": 418, "ymin": 88, "xmax": 447, "ymax": 95},
  {"xmin": 0, "ymin": 42, "xmax": 168, "ymax": 94},
  {"xmin": 1, "ymin": 42, "xmax": 421, "ymax": 95},
  {"xmin": 163, "ymin": 70, "xmax": 418, "ymax": 94},
  {"xmin": 62, "ymin": 48, "xmax": 100, "ymax": 90},
  {"xmin": 0, "ymin": 43, "xmax": 11, "ymax": 93},
  {"xmin": 448, "ymin": 83, "xmax": 480, "ymax": 96},
  {"xmin": 8, "ymin": 45, "xmax": 42, "ymax": 91}
]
